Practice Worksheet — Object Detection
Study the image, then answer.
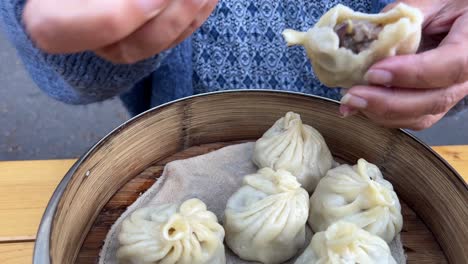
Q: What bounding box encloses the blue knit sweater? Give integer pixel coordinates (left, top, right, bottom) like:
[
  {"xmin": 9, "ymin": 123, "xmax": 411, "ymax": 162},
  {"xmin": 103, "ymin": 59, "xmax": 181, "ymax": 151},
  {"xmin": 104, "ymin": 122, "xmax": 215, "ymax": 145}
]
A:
[{"xmin": 1, "ymin": 0, "xmax": 466, "ymax": 116}]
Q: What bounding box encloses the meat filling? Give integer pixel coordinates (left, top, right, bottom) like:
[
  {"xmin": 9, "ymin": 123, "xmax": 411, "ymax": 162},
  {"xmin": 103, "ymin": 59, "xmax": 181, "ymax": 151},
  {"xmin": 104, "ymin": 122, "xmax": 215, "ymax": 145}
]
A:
[{"xmin": 334, "ymin": 20, "xmax": 383, "ymax": 53}]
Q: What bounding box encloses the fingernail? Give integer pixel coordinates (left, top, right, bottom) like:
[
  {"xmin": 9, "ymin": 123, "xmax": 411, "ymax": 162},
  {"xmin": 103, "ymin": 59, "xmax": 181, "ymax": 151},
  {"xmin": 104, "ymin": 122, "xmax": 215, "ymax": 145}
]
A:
[
  {"xmin": 340, "ymin": 94, "xmax": 368, "ymax": 109},
  {"xmin": 339, "ymin": 105, "xmax": 358, "ymax": 118},
  {"xmin": 136, "ymin": 0, "xmax": 167, "ymax": 16},
  {"xmin": 365, "ymin": 69, "xmax": 393, "ymax": 86},
  {"xmin": 340, "ymin": 110, "xmax": 358, "ymax": 118}
]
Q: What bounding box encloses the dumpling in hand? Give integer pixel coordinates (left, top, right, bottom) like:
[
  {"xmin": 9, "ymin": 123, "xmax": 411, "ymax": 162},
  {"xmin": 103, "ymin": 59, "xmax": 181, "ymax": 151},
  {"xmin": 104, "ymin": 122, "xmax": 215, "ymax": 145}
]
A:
[
  {"xmin": 117, "ymin": 199, "xmax": 225, "ymax": 264},
  {"xmin": 224, "ymin": 168, "xmax": 309, "ymax": 264},
  {"xmin": 309, "ymin": 158, "xmax": 403, "ymax": 243},
  {"xmin": 282, "ymin": 3, "xmax": 423, "ymax": 88},
  {"xmin": 253, "ymin": 112, "xmax": 333, "ymax": 192},
  {"xmin": 295, "ymin": 221, "xmax": 396, "ymax": 264}
]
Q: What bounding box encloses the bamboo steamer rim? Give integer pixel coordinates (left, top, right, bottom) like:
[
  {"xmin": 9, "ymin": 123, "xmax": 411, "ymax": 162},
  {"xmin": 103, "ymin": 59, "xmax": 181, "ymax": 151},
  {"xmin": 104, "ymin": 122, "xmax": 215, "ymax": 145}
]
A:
[{"xmin": 32, "ymin": 89, "xmax": 467, "ymax": 264}]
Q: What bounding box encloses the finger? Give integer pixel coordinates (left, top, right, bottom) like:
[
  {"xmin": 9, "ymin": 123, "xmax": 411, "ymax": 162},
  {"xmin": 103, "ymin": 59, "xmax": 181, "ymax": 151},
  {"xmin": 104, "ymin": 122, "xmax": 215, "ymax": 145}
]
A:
[
  {"xmin": 422, "ymin": 1, "xmax": 464, "ymax": 35},
  {"xmin": 340, "ymin": 83, "xmax": 468, "ymax": 120},
  {"xmin": 23, "ymin": 0, "xmax": 172, "ymax": 53},
  {"xmin": 166, "ymin": 0, "xmax": 218, "ymax": 50},
  {"xmin": 95, "ymin": 0, "xmax": 213, "ymax": 64},
  {"xmin": 361, "ymin": 111, "xmax": 444, "ymax": 130},
  {"xmin": 339, "ymin": 105, "xmax": 359, "ymax": 118},
  {"xmin": 365, "ymin": 14, "xmax": 468, "ymax": 89}
]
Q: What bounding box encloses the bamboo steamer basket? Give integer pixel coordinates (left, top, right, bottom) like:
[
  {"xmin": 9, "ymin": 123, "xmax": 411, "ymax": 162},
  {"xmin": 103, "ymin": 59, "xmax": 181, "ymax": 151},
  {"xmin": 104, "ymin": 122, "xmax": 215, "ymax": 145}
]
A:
[{"xmin": 33, "ymin": 90, "xmax": 468, "ymax": 263}]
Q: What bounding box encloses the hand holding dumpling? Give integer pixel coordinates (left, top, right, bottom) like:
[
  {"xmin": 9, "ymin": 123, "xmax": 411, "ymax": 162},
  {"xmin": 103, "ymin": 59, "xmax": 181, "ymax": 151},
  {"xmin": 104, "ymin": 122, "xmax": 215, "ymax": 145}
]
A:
[{"xmin": 340, "ymin": 0, "xmax": 468, "ymax": 130}]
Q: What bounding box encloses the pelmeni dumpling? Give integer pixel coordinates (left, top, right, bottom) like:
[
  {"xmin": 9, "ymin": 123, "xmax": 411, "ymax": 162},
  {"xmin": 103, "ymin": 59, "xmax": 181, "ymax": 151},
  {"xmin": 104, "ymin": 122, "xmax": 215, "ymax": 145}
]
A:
[
  {"xmin": 295, "ymin": 221, "xmax": 396, "ymax": 264},
  {"xmin": 224, "ymin": 168, "xmax": 309, "ymax": 264},
  {"xmin": 309, "ymin": 158, "xmax": 403, "ymax": 243},
  {"xmin": 253, "ymin": 112, "xmax": 333, "ymax": 192},
  {"xmin": 282, "ymin": 3, "xmax": 423, "ymax": 88},
  {"xmin": 117, "ymin": 199, "xmax": 225, "ymax": 264}
]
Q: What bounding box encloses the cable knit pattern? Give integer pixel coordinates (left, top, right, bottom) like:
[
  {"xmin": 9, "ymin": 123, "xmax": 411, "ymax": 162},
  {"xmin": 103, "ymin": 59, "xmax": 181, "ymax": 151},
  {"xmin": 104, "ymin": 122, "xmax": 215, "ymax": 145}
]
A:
[{"xmin": 0, "ymin": 0, "xmax": 466, "ymax": 115}]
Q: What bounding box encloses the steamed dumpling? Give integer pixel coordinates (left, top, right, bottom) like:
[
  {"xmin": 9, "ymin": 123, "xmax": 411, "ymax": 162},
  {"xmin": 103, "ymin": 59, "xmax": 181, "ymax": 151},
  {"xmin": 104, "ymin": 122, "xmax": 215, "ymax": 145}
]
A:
[
  {"xmin": 309, "ymin": 159, "xmax": 403, "ymax": 243},
  {"xmin": 295, "ymin": 221, "xmax": 396, "ymax": 264},
  {"xmin": 117, "ymin": 199, "xmax": 225, "ymax": 264},
  {"xmin": 224, "ymin": 168, "xmax": 309, "ymax": 264},
  {"xmin": 253, "ymin": 112, "xmax": 333, "ymax": 192},
  {"xmin": 282, "ymin": 3, "xmax": 423, "ymax": 88}
]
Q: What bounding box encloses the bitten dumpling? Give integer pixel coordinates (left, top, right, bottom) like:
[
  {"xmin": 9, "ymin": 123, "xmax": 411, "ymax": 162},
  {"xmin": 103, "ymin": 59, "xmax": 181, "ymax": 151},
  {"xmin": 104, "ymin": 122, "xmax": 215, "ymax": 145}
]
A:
[
  {"xmin": 295, "ymin": 221, "xmax": 397, "ymax": 264},
  {"xmin": 253, "ymin": 112, "xmax": 333, "ymax": 192},
  {"xmin": 224, "ymin": 168, "xmax": 309, "ymax": 264},
  {"xmin": 309, "ymin": 159, "xmax": 403, "ymax": 243},
  {"xmin": 117, "ymin": 199, "xmax": 226, "ymax": 264},
  {"xmin": 282, "ymin": 3, "xmax": 423, "ymax": 88}
]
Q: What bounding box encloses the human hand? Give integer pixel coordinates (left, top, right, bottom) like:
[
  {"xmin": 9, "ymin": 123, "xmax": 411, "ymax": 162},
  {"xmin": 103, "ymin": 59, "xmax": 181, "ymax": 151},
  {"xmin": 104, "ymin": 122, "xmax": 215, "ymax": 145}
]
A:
[
  {"xmin": 23, "ymin": 0, "xmax": 218, "ymax": 64},
  {"xmin": 340, "ymin": 0, "xmax": 468, "ymax": 130}
]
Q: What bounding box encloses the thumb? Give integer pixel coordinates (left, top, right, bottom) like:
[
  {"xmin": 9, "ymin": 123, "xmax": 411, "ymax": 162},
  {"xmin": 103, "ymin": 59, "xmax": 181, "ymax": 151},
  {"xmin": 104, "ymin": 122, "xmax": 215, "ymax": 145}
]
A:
[{"xmin": 365, "ymin": 13, "xmax": 468, "ymax": 89}]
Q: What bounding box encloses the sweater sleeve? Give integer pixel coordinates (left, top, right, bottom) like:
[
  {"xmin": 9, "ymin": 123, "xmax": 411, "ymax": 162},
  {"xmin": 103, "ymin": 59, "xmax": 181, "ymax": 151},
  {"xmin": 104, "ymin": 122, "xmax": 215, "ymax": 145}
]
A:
[{"xmin": 0, "ymin": 0, "xmax": 170, "ymax": 105}]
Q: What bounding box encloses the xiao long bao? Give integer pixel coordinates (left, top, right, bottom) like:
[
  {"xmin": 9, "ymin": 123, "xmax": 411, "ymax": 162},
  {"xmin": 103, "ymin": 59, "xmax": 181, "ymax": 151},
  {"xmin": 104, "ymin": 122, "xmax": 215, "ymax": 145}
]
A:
[
  {"xmin": 309, "ymin": 159, "xmax": 403, "ymax": 243},
  {"xmin": 283, "ymin": 3, "xmax": 423, "ymax": 88},
  {"xmin": 224, "ymin": 168, "xmax": 309, "ymax": 264},
  {"xmin": 253, "ymin": 112, "xmax": 333, "ymax": 192},
  {"xmin": 117, "ymin": 199, "xmax": 226, "ymax": 264},
  {"xmin": 295, "ymin": 221, "xmax": 396, "ymax": 264}
]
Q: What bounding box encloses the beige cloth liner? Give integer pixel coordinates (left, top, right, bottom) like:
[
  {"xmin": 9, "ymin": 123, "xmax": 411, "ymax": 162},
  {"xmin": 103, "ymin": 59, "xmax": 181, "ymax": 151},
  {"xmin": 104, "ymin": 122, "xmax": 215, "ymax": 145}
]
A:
[{"xmin": 100, "ymin": 142, "xmax": 405, "ymax": 263}]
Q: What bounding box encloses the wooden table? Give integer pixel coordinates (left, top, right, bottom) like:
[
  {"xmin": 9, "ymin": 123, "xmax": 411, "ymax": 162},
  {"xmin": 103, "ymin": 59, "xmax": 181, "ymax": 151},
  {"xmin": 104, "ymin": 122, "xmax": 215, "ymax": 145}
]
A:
[{"xmin": 0, "ymin": 146, "xmax": 467, "ymax": 264}]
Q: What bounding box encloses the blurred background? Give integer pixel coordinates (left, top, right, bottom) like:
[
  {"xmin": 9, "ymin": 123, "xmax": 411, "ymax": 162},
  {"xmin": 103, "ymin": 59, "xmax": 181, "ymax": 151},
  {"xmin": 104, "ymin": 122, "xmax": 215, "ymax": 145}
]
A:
[{"xmin": 1, "ymin": 31, "xmax": 467, "ymax": 161}]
